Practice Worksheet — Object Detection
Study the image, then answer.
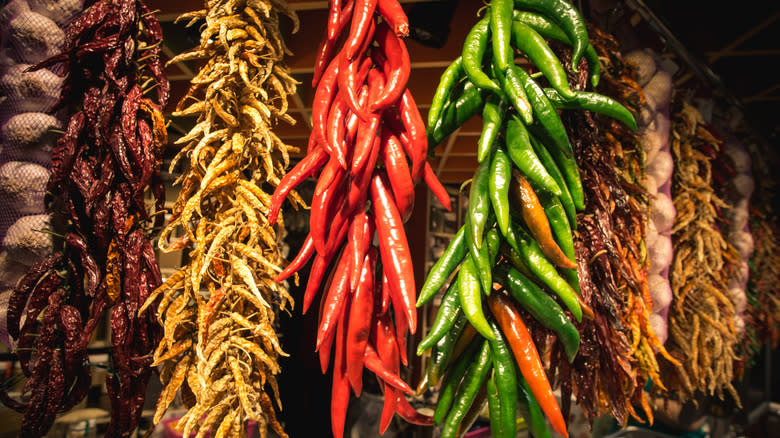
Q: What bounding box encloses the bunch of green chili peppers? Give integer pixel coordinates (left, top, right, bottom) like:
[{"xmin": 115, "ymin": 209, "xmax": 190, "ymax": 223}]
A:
[{"xmin": 415, "ymin": 0, "xmax": 638, "ymax": 437}]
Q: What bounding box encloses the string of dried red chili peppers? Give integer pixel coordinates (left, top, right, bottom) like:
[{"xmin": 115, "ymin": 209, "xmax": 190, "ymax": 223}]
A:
[
  {"xmin": 269, "ymin": 1, "xmax": 451, "ymax": 436},
  {"xmin": 0, "ymin": 1, "xmax": 169, "ymax": 437}
]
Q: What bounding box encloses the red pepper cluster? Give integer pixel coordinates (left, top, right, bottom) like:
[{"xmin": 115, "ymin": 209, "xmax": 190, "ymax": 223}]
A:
[
  {"xmin": 268, "ymin": 0, "xmax": 451, "ymax": 436},
  {"xmin": 1, "ymin": 1, "xmax": 169, "ymax": 437}
]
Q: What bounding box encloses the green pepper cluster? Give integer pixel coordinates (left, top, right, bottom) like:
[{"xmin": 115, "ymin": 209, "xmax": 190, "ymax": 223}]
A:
[{"xmin": 417, "ymin": 0, "xmax": 638, "ymax": 437}]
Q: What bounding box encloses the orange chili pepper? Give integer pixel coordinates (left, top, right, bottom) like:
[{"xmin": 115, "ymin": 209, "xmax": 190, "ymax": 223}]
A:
[
  {"xmin": 511, "ymin": 169, "xmax": 577, "ymax": 269},
  {"xmin": 488, "ymin": 291, "xmax": 569, "ymax": 438}
]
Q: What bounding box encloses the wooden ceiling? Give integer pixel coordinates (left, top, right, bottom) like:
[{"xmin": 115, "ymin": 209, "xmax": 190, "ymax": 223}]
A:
[{"xmin": 147, "ymin": 0, "xmax": 780, "ymax": 185}]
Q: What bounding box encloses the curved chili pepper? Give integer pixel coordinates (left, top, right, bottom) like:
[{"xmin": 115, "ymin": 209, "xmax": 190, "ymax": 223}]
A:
[
  {"xmin": 487, "ymin": 372, "xmax": 505, "ymax": 438},
  {"xmin": 371, "ymin": 22, "xmax": 411, "ymax": 112},
  {"xmin": 312, "ymin": 55, "xmax": 342, "ymax": 147},
  {"xmin": 331, "ymin": 291, "xmax": 351, "ymax": 438},
  {"xmin": 517, "ymin": 376, "xmax": 553, "ymax": 438},
  {"xmin": 478, "ymin": 94, "xmax": 507, "ymax": 163},
  {"xmin": 466, "ymin": 212, "xmax": 493, "ymax": 298},
  {"xmin": 387, "ymin": 266, "xmax": 409, "ymax": 367},
  {"xmin": 344, "ymin": 0, "xmax": 379, "ymax": 61},
  {"xmin": 511, "ymin": 169, "xmax": 577, "ymax": 269},
  {"xmin": 269, "ymin": 145, "xmax": 328, "ymax": 225},
  {"xmin": 428, "ymin": 79, "xmax": 487, "ymax": 147},
  {"xmin": 487, "ymin": 291, "xmax": 569, "ymax": 438},
  {"xmin": 314, "ymin": 0, "xmax": 355, "ymax": 86},
  {"xmin": 381, "ymin": 130, "xmax": 416, "ymax": 222},
  {"xmin": 311, "ymin": 158, "xmax": 347, "ymax": 254},
  {"xmin": 489, "ymin": 144, "xmax": 512, "ymax": 237},
  {"xmin": 440, "ymin": 339, "xmax": 492, "ymax": 438},
  {"xmin": 428, "ymin": 56, "xmax": 464, "ymax": 130},
  {"xmin": 326, "ymin": 94, "xmax": 350, "ymax": 169},
  {"xmin": 543, "ymin": 88, "xmax": 638, "ymax": 131},
  {"xmin": 337, "ymin": 49, "xmax": 371, "ymax": 122},
  {"xmin": 377, "ymin": 0, "xmax": 410, "ymax": 36},
  {"xmin": 514, "ymin": 65, "xmax": 574, "ymax": 156},
  {"xmin": 316, "ymin": 248, "xmax": 353, "ymax": 351},
  {"xmin": 432, "ymin": 335, "xmax": 482, "ymax": 425},
  {"xmin": 513, "ymin": 10, "xmax": 600, "ymax": 87},
  {"xmin": 492, "ymin": 62, "xmax": 534, "ymax": 125},
  {"xmin": 351, "ymin": 70, "xmax": 384, "ymax": 174},
  {"xmin": 528, "ymin": 122, "xmax": 584, "ymax": 211},
  {"xmin": 394, "ymin": 394, "xmax": 433, "ymax": 425},
  {"xmin": 513, "ymin": 0, "xmax": 588, "ymax": 72},
  {"xmin": 468, "ymin": 150, "xmax": 492, "ymax": 249},
  {"xmin": 327, "ymin": 0, "xmax": 344, "ymax": 41},
  {"xmin": 348, "ymin": 213, "xmax": 373, "ymax": 290},
  {"xmin": 499, "ymin": 265, "xmax": 580, "ymax": 361},
  {"xmin": 462, "ymin": 15, "xmax": 503, "ymax": 94},
  {"xmin": 505, "ymin": 114, "xmax": 562, "ymax": 196},
  {"xmin": 374, "ymin": 312, "xmax": 399, "ymax": 434},
  {"xmin": 426, "ymin": 311, "xmax": 469, "ymax": 386},
  {"xmin": 424, "ymin": 162, "xmax": 452, "ymax": 211},
  {"xmin": 511, "ymin": 21, "xmax": 576, "ymax": 100},
  {"xmin": 370, "ymin": 173, "xmax": 416, "ymax": 333},
  {"xmin": 397, "ymin": 89, "xmax": 427, "ymax": 183},
  {"xmin": 416, "ymin": 280, "xmax": 462, "ymax": 355},
  {"xmin": 488, "ymin": 320, "xmax": 518, "ymax": 438},
  {"xmin": 346, "ymin": 248, "xmax": 377, "ymax": 394},
  {"xmin": 535, "ymin": 189, "xmax": 579, "ymax": 292},
  {"xmin": 364, "ymin": 343, "xmax": 414, "ymax": 395},
  {"xmin": 457, "ymin": 254, "xmax": 495, "ymax": 340},
  {"xmin": 346, "ymin": 136, "xmax": 382, "ymax": 215},
  {"xmin": 490, "ymin": 0, "xmax": 514, "ymax": 72},
  {"xmin": 275, "ymin": 233, "xmax": 315, "ymax": 283},
  {"xmin": 528, "ymin": 132, "xmax": 577, "ymax": 225},
  {"xmin": 504, "ymin": 219, "xmax": 583, "ymax": 321}
]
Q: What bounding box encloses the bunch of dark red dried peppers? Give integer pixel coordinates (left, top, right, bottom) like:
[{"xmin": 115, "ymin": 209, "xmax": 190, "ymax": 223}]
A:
[
  {"xmin": 0, "ymin": 0, "xmax": 169, "ymax": 436},
  {"xmin": 269, "ymin": 0, "xmax": 450, "ymax": 436}
]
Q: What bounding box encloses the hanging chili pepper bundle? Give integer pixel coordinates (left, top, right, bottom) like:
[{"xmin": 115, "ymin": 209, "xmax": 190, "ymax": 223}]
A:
[
  {"xmin": 658, "ymin": 101, "xmax": 742, "ymax": 406},
  {"xmin": 416, "ymin": 2, "xmax": 642, "ymax": 437},
  {"xmin": 141, "ymin": 1, "xmax": 300, "ymax": 437},
  {"xmin": 1, "ymin": 1, "xmax": 169, "ymax": 436},
  {"xmin": 268, "ymin": 1, "xmax": 452, "ymax": 436}
]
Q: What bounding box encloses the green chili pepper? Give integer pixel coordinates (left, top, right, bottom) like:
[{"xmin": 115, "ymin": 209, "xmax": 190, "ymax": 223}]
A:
[
  {"xmin": 429, "ymin": 79, "xmax": 487, "ymax": 148},
  {"xmin": 505, "ymin": 114, "xmax": 562, "ymax": 196},
  {"xmin": 501, "ymin": 243, "xmax": 535, "ymax": 279},
  {"xmin": 466, "ymin": 214, "xmax": 493, "ymax": 297},
  {"xmin": 517, "ymin": 375, "xmax": 553, "ymax": 438},
  {"xmin": 543, "ymin": 88, "xmax": 638, "ymax": 131},
  {"xmin": 440, "ymin": 340, "xmax": 493, "ymax": 438},
  {"xmin": 528, "ymin": 132, "xmax": 577, "ymax": 225},
  {"xmin": 535, "ymin": 188, "xmax": 579, "ymax": 292},
  {"xmin": 427, "ymin": 311, "xmax": 469, "ymax": 385},
  {"xmin": 432, "ymin": 336, "xmax": 482, "ymax": 425},
  {"xmin": 488, "ymin": 320, "xmax": 518, "ymax": 438},
  {"xmin": 498, "ymin": 265, "xmax": 580, "ymax": 361},
  {"xmin": 511, "ymin": 21, "xmax": 575, "ymax": 100},
  {"xmin": 417, "ymin": 280, "xmax": 462, "ymax": 355},
  {"xmin": 489, "ymin": 144, "xmax": 512, "ymax": 239},
  {"xmin": 486, "ymin": 372, "xmax": 504, "ymax": 438},
  {"xmin": 418, "ymin": 225, "xmax": 468, "ymax": 307},
  {"xmin": 513, "ymin": 10, "xmax": 601, "ymax": 87},
  {"xmin": 492, "ymin": 61, "xmax": 534, "ymax": 124},
  {"xmin": 513, "ymin": 65, "xmax": 573, "ymax": 157},
  {"xmin": 458, "ymin": 254, "xmax": 495, "ymax": 340},
  {"xmin": 477, "ymin": 94, "xmax": 507, "ymax": 163},
  {"xmin": 469, "ymin": 150, "xmax": 492, "ymax": 249},
  {"xmin": 527, "ymin": 121, "xmax": 585, "ymax": 211},
  {"xmin": 505, "ymin": 219, "xmax": 582, "ymax": 322},
  {"xmin": 486, "ymin": 228, "xmax": 501, "ymax": 265},
  {"xmin": 428, "ymin": 56, "xmax": 465, "ymax": 131},
  {"xmin": 490, "ymin": 0, "xmax": 514, "ymax": 72},
  {"xmin": 513, "ymin": 0, "xmax": 589, "ymax": 73},
  {"xmin": 462, "ymin": 15, "xmax": 503, "ymax": 94}
]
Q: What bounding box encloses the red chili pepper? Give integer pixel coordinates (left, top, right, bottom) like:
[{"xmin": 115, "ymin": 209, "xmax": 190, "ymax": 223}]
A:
[
  {"xmin": 374, "ymin": 312, "xmax": 399, "ymax": 433},
  {"xmin": 275, "ymin": 233, "xmax": 315, "ymax": 283},
  {"xmin": 326, "ymin": 95, "xmax": 350, "ymax": 169},
  {"xmin": 269, "ymin": 146, "xmax": 328, "ymax": 225},
  {"xmin": 314, "ymin": 0, "xmax": 355, "ymax": 86},
  {"xmin": 311, "ymin": 158, "xmax": 347, "ymax": 253},
  {"xmin": 387, "ymin": 265, "xmax": 409, "ymax": 366},
  {"xmin": 397, "ymin": 89, "xmax": 427, "ymax": 183},
  {"xmin": 312, "ymin": 55, "xmax": 341, "ymax": 147},
  {"xmin": 394, "ymin": 394, "xmax": 434, "ymax": 425},
  {"xmin": 377, "ymin": 0, "xmax": 410, "ymax": 37},
  {"xmin": 370, "ymin": 173, "xmax": 417, "ymax": 334},
  {"xmin": 343, "ymin": 0, "xmax": 379, "ymax": 61},
  {"xmin": 327, "ymin": 0, "xmax": 343, "ymax": 41},
  {"xmin": 380, "ymin": 268, "xmax": 391, "ymax": 315},
  {"xmin": 346, "ymin": 135, "xmax": 382, "ymax": 214},
  {"xmin": 337, "ymin": 52, "xmax": 371, "ymax": 122},
  {"xmin": 346, "ymin": 247, "xmax": 377, "ymax": 394},
  {"xmin": 423, "ymin": 162, "xmax": 452, "ymax": 211},
  {"xmin": 348, "ymin": 213, "xmax": 374, "ymax": 290},
  {"xmin": 488, "ymin": 291, "xmax": 569, "ymax": 438},
  {"xmin": 346, "ymin": 85, "xmax": 370, "ymax": 144},
  {"xmin": 363, "ymin": 343, "xmax": 414, "ymax": 395},
  {"xmin": 331, "ymin": 291, "xmax": 352, "ymax": 438},
  {"xmin": 381, "ymin": 130, "xmax": 416, "ymax": 222},
  {"xmin": 370, "ymin": 22, "xmax": 410, "ymax": 112},
  {"xmin": 316, "ymin": 249, "xmax": 353, "ymax": 351}
]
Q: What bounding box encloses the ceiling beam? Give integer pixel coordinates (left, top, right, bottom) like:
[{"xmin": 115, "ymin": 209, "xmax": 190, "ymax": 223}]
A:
[{"xmin": 706, "ymin": 11, "xmax": 780, "ymax": 64}]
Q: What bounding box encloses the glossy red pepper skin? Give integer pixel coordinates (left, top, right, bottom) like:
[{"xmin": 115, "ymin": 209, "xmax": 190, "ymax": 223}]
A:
[
  {"xmin": 326, "ymin": 95, "xmax": 350, "ymax": 169},
  {"xmin": 381, "ymin": 130, "xmax": 415, "ymax": 222},
  {"xmin": 424, "ymin": 162, "xmax": 452, "ymax": 211},
  {"xmin": 317, "ymin": 249, "xmax": 353, "ymax": 351},
  {"xmin": 275, "ymin": 233, "xmax": 315, "ymax": 283},
  {"xmin": 311, "ymin": 159, "xmax": 347, "ymax": 254},
  {"xmin": 364, "ymin": 343, "xmax": 414, "ymax": 394},
  {"xmin": 331, "ymin": 291, "xmax": 352, "ymax": 438},
  {"xmin": 312, "ymin": 56, "xmax": 341, "ymax": 148},
  {"xmin": 397, "ymin": 89, "xmax": 427, "ymax": 184},
  {"xmin": 344, "ymin": 0, "xmax": 379, "ymax": 59},
  {"xmin": 377, "ymin": 0, "xmax": 409, "ymax": 36},
  {"xmin": 313, "ymin": 0, "xmax": 355, "ymax": 86},
  {"xmin": 346, "ymin": 248, "xmax": 377, "ymax": 394},
  {"xmin": 370, "ymin": 173, "xmax": 417, "ymax": 334},
  {"xmin": 375, "ymin": 312, "xmax": 400, "ymax": 433},
  {"xmin": 269, "ymin": 146, "xmax": 328, "ymax": 225},
  {"xmin": 370, "ymin": 22, "xmax": 410, "ymax": 112}
]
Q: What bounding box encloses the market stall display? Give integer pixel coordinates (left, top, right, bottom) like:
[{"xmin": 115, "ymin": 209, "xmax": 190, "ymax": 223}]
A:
[
  {"xmin": 143, "ymin": 0, "xmax": 301, "ymax": 437},
  {"xmin": 0, "ymin": 0, "xmax": 169, "ymax": 437}
]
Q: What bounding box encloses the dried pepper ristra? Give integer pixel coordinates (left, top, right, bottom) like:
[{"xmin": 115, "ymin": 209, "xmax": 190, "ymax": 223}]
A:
[
  {"xmin": 658, "ymin": 101, "xmax": 742, "ymax": 406},
  {"xmin": 141, "ymin": 0, "xmax": 300, "ymax": 437},
  {"xmin": 1, "ymin": 1, "xmax": 169, "ymax": 437},
  {"xmin": 268, "ymin": 1, "xmax": 452, "ymax": 436}
]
